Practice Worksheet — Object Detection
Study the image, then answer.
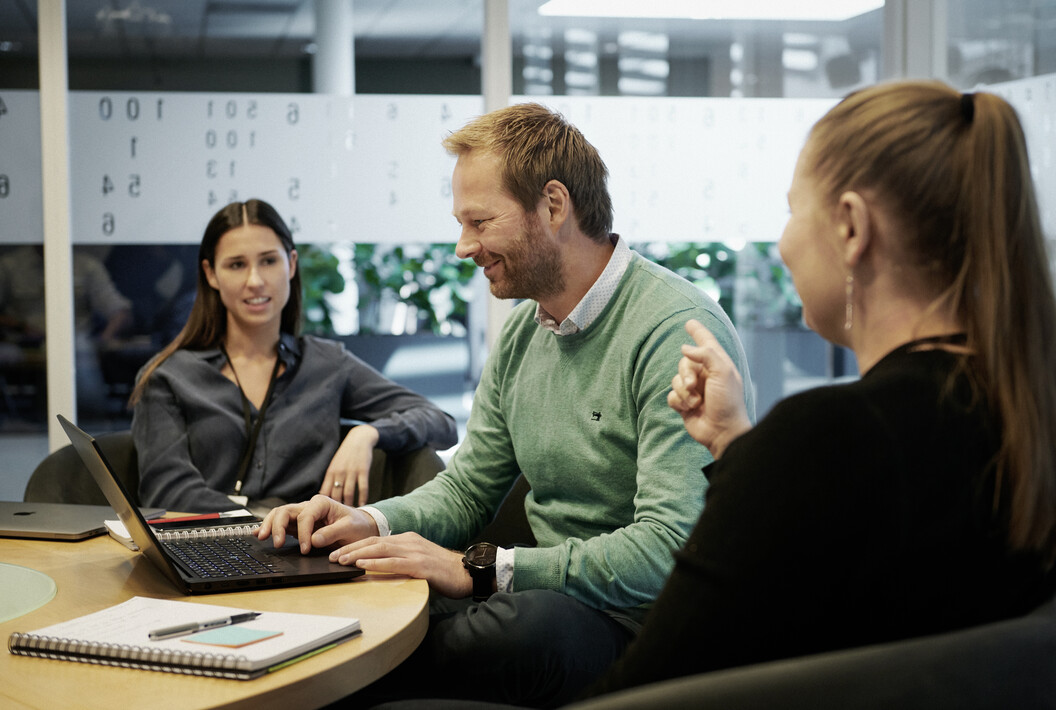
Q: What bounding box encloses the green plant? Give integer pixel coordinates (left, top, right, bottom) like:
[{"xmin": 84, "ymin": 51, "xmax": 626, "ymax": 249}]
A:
[
  {"xmin": 734, "ymin": 242, "xmax": 803, "ymax": 329},
  {"xmin": 300, "ymin": 240, "xmax": 803, "ymax": 338},
  {"xmin": 633, "ymin": 241, "xmax": 803, "ymax": 329},
  {"xmin": 297, "ymin": 244, "xmax": 347, "ymax": 335},
  {"xmin": 353, "ymin": 243, "xmax": 477, "ymax": 335},
  {"xmin": 632, "ymin": 241, "xmax": 738, "ymax": 319}
]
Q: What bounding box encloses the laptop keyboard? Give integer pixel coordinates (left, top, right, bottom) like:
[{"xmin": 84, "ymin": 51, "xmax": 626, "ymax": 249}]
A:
[{"xmin": 165, "ymin": 537, "xmax": 278, "ymax": 578}]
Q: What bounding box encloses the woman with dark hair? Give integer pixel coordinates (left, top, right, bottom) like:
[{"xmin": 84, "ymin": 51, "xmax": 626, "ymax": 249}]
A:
[
  {"xmin": 584, "ymin": 80, "xmax": 1056, "ymax": 697},
  {"xmin": 130, "ymin": 199, "xmax": 456, "ymax": 514}
]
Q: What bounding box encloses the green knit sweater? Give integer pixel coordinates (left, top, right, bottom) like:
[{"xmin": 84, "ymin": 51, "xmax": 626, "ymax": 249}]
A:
[{"xmin": 373, "ymin": 253, "xmax": 753, "ymax": 617}]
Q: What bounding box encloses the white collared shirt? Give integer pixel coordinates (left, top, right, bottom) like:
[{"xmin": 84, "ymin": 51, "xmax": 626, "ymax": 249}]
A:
[{"xmin": 534, "ymin": 235, "xmax": 632, "ymax": 336}]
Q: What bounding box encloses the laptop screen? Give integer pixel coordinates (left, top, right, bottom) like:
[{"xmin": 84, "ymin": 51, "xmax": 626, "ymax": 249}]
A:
[{"xmin": 57, "ymin": 415, "xmax": 190, "ymax": 589}]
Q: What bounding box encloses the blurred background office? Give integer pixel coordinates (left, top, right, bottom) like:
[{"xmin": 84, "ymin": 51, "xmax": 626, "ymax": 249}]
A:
[{"xmin": 1, "ymin": 0, "xmax": 1054, "ymax": 501}]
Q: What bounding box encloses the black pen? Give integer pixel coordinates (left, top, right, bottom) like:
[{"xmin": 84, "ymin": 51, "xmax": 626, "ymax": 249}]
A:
[{"xmin": 148, "ymin": 611, "xmax": 261, "ymax": 640}]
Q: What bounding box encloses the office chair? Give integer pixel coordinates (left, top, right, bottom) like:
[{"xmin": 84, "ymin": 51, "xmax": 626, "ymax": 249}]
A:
[
  {"xmin": 373, "ymin": 593, "xmax": 1056, "ymax": 710},
  {"xmin": 23, "ymin": 430, "xmax": 140, "ymax": 506},
  {"xmin": 563, "ymin": 593, "xmax": 1056, "ymax": 710},
  {"xmin": 366, "ymin": 445, "xmax": 447, "ymax": 503}
]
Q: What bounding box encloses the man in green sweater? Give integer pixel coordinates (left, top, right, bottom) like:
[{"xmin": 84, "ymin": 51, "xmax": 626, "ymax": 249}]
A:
[{"xmin": 259, "ymin": 102, "xmax": 753, "ymax": 706}]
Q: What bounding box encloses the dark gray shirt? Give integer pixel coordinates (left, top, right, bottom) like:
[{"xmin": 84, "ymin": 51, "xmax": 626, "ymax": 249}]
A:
[{"xmin": 132, "ymin": 333, "xmax": 457, "ymax": 512}]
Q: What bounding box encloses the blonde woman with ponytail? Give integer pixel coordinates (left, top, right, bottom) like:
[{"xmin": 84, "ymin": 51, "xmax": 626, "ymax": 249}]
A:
[{"xmin": 586, "ymin": 80, "xmax": 1056, "ymax": 697}]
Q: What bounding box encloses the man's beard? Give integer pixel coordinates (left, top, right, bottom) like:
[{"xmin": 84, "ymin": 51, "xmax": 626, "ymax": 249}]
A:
[{"xmin": 482, "ymin": 212, "xmax": 565, "ymax": 302}]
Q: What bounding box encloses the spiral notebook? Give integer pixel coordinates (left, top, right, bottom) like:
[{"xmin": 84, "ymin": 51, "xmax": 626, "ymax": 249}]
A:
[
  {"xmin": 7, "ymin": 596, "xmax": 361, "ymax": 680},
  {"xmin": 104, "ymin": 511, "xmax": 261, "ymax": 550}
]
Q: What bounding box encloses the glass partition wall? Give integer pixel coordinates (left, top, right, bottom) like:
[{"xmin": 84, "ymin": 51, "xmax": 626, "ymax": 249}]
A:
[
  {"xmin": 0, "ymin": 2, "xmax": 487, "ymax": 462},
  {"xmin": 511, "ymin": 0, "xmax": 885, "ymax": 415},
  {"xmin": 1, "ymin": 0, "xmax": 1055, "ymax": 502}
]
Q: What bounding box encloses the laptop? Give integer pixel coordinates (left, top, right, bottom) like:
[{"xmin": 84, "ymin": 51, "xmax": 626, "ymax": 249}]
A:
[
  {"xmin": 0, "ymin": 501, "xmax": 164, "ymax": 541},
  {"xmin": 58, "ymin": 415, "xmax": 363, "ymax": 594}
]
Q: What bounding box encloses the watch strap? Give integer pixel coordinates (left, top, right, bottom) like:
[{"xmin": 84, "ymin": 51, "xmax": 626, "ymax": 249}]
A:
[{"xmin": 470, "ymin": 566, "xmax": 494, "ymax": 602}]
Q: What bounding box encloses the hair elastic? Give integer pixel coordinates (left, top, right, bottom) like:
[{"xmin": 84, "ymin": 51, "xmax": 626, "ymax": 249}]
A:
[{"xmin": 960, "ymin": 93, "xmax": 975, "ymax": 124}]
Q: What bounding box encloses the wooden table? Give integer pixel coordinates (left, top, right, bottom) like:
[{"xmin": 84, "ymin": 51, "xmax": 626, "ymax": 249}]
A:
[{"xmin": 0, "ymin": 533, "xmax": 429, "ymax": 710}]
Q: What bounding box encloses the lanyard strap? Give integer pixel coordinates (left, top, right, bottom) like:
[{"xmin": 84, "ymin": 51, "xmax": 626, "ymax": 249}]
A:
[{"xmin": 221, "ymin": 346, "xmax": 282, "ymax": 495}]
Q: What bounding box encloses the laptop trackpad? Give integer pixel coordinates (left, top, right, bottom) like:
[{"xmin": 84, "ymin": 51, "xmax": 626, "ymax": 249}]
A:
[{"xmin": 252, "ymin": 536, "xmax": 351, "ymax": 570}]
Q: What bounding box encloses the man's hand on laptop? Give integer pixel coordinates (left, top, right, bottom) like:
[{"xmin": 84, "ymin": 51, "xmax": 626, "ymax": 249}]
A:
[
  {"xmin": 257, "ymin": 495, "xmax": 379, "ymax": 555},
  {"xmin": 328, "ymin": 532, "xmax": 473, "ymax": 599},
  {"xmin": 257, "ymin": 496, "xmax": 476, "ymax": 599}
]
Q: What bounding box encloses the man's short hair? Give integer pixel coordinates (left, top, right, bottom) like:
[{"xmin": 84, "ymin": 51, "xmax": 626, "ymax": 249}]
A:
[{"xmin": 442, "ymin": 102, "xmax": 614, "ymax": 242}]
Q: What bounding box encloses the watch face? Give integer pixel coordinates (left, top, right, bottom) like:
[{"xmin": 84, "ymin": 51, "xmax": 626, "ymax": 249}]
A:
[{"xmin": 465, "ymin": 542, "xmax": 497, "ymax": 568}]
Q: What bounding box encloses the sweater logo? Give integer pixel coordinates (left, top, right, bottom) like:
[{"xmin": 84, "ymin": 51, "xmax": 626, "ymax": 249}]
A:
[{"xmin": 591, "ymin": 411, "xmax": 602, "ymax": 421}]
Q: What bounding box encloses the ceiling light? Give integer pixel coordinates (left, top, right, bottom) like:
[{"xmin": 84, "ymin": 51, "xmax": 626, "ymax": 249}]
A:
[
  {"xmin": 524, "ymin": 44, "xmax": 555, "ymax": 61},
  {"xmin": 617, "ymin": 77, "xmax": 667, "ymax": 95},
  {"xmin": 95, "ymin": 1, "xmax": 172, "ymax": 26},
  {"xmin": 566, "ymin": 70, "xmax": 599, "ymax": 88},
  {"xmin": 782, "ymin": 48, "xmax": 819, "ymax": 72},
  {"xmin": 784, "ymin": 32, "xmax": 820, "ymax": 46},
  {"xmin": 538, "ymin": 0, "xmax": 884, "ymax": 22},
  {"xmin": 564, "ymin": 28, "xmax": 598, "ymax": 45},
  {"xmin": 618, "ymin": 57, "xmax": 670, "ymax": 78},
  {"xmin": 565, "ymin": 50, "xmax": 599, "ymax": 68},
  {"xmin": 618, "ymin": 31, "xmax": 669, "ymax": 53}
]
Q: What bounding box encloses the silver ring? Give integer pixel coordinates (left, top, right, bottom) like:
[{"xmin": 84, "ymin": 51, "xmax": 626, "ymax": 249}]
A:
[{"xmin": 333, "ymin": 481, "xmax": 342, "ymax": 488}]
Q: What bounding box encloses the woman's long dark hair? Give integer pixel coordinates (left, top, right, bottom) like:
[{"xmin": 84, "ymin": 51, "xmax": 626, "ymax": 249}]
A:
[{"xmin": 129, "ymin": 199, "xmax": 302, "ymax": 405}]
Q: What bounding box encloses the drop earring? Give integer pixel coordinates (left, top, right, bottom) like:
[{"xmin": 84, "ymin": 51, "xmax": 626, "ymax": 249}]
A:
[{"xmin": 844, "ymin": 275, "xmax": 854, "ymax": 331}]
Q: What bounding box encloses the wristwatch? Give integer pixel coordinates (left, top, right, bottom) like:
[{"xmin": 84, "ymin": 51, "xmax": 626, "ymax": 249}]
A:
[{"xmin": 462, "ymin": 542, "xmax": 498, "ymax": 602}]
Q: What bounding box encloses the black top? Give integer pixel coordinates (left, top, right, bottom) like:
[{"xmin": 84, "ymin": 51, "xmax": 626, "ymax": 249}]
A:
[{"xmin": 588, "ymin": 342, "xmax": 1055, "ymax": 696}]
